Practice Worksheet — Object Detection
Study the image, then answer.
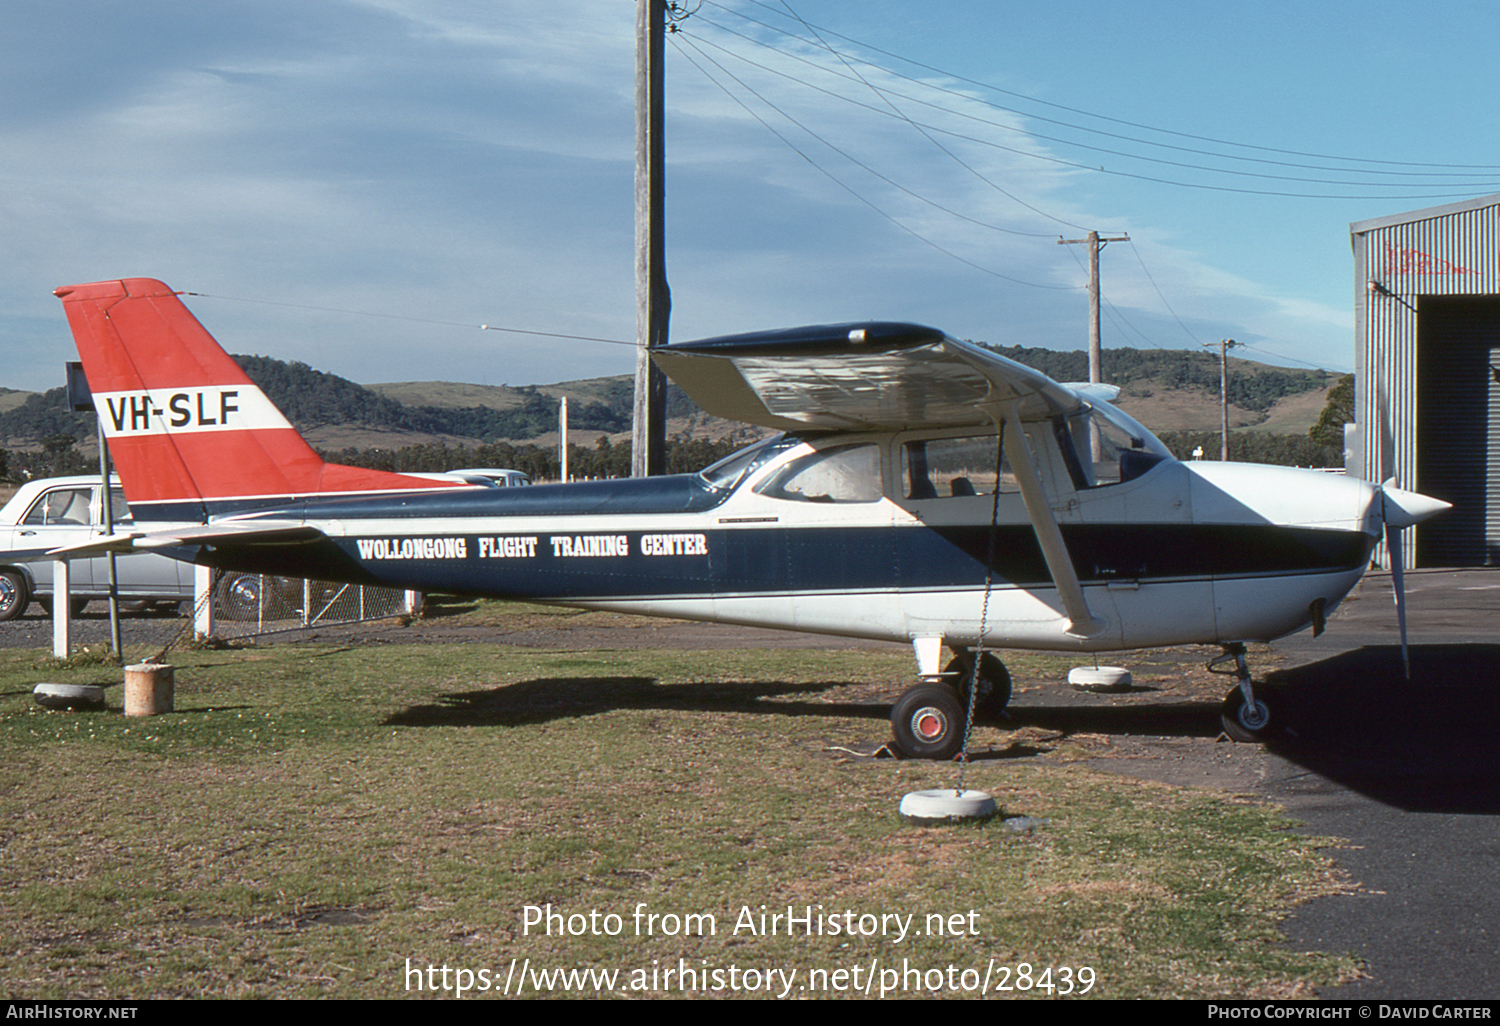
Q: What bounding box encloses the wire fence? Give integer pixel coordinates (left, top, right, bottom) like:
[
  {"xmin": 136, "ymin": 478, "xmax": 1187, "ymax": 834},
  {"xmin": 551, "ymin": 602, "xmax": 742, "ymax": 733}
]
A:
[{"xmin": 3, "ymin": 571, "xmax": 420, "ymax": 659}]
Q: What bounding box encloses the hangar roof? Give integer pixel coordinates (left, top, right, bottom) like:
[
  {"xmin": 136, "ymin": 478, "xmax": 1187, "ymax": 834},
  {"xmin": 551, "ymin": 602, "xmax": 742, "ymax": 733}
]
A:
[{"xmin": 1351, "ymin": 191, "xmax": 1500, "ymax": 235}]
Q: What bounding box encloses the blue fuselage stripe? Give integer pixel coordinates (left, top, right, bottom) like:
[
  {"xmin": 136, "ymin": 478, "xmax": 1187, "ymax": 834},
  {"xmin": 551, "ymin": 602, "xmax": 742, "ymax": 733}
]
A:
[{"xmin": 196, "ymin": 523, "xmax": 1374, "ymax": 601}]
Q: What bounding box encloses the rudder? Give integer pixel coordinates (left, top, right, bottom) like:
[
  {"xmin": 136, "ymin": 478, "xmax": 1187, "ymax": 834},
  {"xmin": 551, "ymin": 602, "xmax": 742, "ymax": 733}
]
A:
[{"xmin": 55, "ymin": 278, "xmax": 454, "ymax": 521}]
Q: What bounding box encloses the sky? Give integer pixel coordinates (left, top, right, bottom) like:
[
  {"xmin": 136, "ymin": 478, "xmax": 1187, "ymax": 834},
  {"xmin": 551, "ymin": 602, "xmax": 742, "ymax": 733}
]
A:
[{"xmin": 4, "ymin": 0, "xmax": 1499, "ymax": 394}]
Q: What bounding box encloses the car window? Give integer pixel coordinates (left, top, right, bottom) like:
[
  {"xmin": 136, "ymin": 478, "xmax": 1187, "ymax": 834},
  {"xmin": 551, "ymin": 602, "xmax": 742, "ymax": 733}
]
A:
[
  {"xmin": 23, "ymin": 487, "xmax": 93, "ymax": 526},
  {"xmin": 107, "ymin": 487, "xmax": 134, "ymax": 525}
]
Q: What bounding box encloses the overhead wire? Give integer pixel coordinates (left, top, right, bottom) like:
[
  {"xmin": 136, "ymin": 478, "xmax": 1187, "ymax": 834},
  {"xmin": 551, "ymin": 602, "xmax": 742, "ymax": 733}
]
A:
[
  {"xmin": 675, "ymin": 33, "xmax": 1066, "ymax": 237},
  {"xmin": 670, "ymin": 34, "xmax": 1083, "ymax": 290},
  {"xmin": 767, "ymin": 0, "xmax": 1091, "ymax": 233},
  {"xmin": 683, "ymin": 3, "xmax": 1392, "ymax": 370},
  {"xmin": 685, "ymin": 18, "xmax": 1499, "ymax": 200},
  {"xmin": 711, "ymin": 0, "xmax": 1500, "ymax": 174}
]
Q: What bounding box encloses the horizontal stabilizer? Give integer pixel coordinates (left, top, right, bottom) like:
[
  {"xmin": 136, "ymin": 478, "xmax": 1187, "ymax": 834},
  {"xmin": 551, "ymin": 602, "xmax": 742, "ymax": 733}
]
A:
[{"xmin": 45, "ymin": 520, "xmax": 326, "ymax": 559}]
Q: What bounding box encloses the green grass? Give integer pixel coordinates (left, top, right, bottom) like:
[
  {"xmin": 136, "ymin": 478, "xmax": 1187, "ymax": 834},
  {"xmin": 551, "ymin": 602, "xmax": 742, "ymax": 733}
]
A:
[{"xmin": 0, "ymin": 637, "xmax": 1356, "ymax": 999}]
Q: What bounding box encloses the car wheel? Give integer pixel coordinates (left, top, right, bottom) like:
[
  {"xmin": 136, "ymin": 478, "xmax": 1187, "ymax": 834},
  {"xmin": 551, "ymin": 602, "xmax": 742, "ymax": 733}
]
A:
[
  {"xmin": 36, "ymin": 596, "xmax": 89, "ymax": 617},
  {"xmin": 217, "ymin": 574, "xmax": 287, "ymax": 620},
  {"xmin": 0, "ymin": 570, "xmax": 29, "ymax": 621}
]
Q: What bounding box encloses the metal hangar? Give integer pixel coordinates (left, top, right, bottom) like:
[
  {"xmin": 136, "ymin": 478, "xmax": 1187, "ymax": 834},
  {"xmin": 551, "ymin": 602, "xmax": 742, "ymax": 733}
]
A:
[{"xmin": 1351, "ymin": 192, "xmax": 1500, "ymax": 566}]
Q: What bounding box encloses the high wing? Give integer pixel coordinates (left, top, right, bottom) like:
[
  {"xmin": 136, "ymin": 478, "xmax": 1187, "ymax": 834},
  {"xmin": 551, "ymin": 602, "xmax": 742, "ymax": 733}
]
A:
[
  {"xmin": 654, "ymin": 321, "xmax": 1107, "ymax": 638},
  {"xmin": 651, "ymin": 322, "xmax": 1087, "ymax": 432}
]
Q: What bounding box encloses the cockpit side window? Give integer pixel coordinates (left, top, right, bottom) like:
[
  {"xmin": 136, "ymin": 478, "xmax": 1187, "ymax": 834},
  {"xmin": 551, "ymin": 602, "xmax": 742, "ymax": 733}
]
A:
[
  {"xmin": 903, "ymin": 434, "xmax": 1017, "ymax": 499},
  {"xmin": 755, "ymin": 443, "xmax": 883, "ymax": 503}
]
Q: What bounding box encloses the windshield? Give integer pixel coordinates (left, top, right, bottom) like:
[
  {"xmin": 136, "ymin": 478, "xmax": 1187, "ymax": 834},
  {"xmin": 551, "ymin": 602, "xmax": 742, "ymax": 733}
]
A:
[
  {"xmin": 1062, "ymin": 400, "xmax": 1175, "ymax": 487},
  {"xmin": 698, "ymin": 435, "xmax": 799, "ymax": 492}
]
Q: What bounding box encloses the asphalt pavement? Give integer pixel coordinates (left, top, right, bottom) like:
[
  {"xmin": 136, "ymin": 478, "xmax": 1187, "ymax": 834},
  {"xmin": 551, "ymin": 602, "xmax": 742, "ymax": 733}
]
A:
[{"xmin": 1253, "ymin": 569, "xmax": 1500, "ymax": 998}]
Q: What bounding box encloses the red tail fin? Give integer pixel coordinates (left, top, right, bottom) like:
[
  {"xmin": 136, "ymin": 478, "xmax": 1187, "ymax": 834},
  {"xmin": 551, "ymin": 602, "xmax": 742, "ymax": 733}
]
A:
[{"xmin": 54, "ymin": 278, "xmax": 455, "ymax": 517}]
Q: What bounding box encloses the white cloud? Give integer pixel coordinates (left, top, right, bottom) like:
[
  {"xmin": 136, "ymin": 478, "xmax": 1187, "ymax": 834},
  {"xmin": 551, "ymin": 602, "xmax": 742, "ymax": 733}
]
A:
[{"xmin": 2, "ymin": 0, "xmax": 1369, "ymax": 396}]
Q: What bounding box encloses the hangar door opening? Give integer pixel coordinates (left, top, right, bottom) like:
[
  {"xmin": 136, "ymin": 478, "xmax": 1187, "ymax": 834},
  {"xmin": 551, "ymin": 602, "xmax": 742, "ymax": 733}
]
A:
[{"xmin": 1417, "ymin": 296, "xmax": 1500, "ymax": 566}]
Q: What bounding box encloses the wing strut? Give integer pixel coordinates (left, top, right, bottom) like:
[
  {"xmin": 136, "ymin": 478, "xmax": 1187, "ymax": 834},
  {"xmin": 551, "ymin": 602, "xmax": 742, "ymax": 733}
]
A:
[{"xmin": 997, "ymin": 408, "xmax": 1105, "ymax": 639}]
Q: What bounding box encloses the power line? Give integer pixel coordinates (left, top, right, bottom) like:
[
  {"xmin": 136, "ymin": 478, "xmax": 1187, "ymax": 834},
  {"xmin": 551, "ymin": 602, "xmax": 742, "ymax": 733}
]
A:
[
  {"xmin": 710, "ymin": 0, "xmax": 1500, "ymax": 173},
  {"xmin": 681, "ymin": 30, "xmax": 1080, "ymax": 232},
  {"xmin": 686, "ymin": 19, "xmax": 1499, "ymax": 199},
  {"xmin": 671, "ymin": 35, "xmax": 1083, "ymax": 290},
  {"xmin": 770, "ymin": 0, "xmax": 1090, "ymax": 232}
]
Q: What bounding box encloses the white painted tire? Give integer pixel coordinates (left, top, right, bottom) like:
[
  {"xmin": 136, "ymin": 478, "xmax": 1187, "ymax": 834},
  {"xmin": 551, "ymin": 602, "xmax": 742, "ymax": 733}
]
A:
[
  {"xmin": 33, "ymin": 683, "xmax": 106, "ymax": 709},
  {"xmin": 1068, "ymin": 666, "xmax": 1133, "ymax": 692},
  {"xmin": 899, "ymin": 789, "xmax": 998, "ymax": 824}
]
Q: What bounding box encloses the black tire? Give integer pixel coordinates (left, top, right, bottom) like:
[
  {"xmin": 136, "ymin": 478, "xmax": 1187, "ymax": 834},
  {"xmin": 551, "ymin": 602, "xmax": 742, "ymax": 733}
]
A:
[
  {"xmin": 1221, "ymin": 684, "xmax": 1274, "ymax": 743},
  {"xmin": 119, "ymin": 600, "xmax": 184, "ymax": 616},
  {"xmin": 945, "ymin": 651, "xmax": 1012, "ymax": 718},
  {"xmin": 891, "ymin": 685, "xmax": 967, "ymax": 761},
  {"xmin": 0, "ymin": 570, "xmax": 29, "ymax": 621},
  {"xmin": 216, "ymin": 574, "xmax": 287, "ymax": 621},
  {"xmin": 36, "ymin": 596, "xmax": 89, "ymax": 617}
]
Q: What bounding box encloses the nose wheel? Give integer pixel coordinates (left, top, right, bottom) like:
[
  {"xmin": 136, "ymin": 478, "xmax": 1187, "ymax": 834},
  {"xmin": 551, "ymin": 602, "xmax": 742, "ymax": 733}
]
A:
[{"xmin": 1212, "ymin": 644, "xmax": 1276, "ymax": 742}]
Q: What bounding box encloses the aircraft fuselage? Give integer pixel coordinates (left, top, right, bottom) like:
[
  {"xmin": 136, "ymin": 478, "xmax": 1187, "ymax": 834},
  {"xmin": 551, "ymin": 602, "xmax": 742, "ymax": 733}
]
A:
[{"xmin": 195, "ymin": 432, "xmax": 1378, "ymax": 653}]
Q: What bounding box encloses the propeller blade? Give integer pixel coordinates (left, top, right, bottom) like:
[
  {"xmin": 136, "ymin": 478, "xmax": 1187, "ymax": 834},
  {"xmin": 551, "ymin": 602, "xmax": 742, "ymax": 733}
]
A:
[
  {"xmin": 1378, "ymin": 479, "xmax": 1446, "ymax": 682},
  {"xmin": 1385, "ymin": 520, "xmax": 1410, "ymax": 680}
]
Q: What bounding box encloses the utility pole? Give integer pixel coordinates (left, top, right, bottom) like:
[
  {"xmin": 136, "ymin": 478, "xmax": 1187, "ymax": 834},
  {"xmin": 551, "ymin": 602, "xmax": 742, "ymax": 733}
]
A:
[
  {"xmin": 1204, "ymin": 338, "xmax": 1241, "ymax": 460},
  {"xmin": 632, "ymin": 0, "xmax": 669, "ymax": 477},
  {"xmin": 1057, "ymin": 231, "xmax": 1130, "ymax": 383}
]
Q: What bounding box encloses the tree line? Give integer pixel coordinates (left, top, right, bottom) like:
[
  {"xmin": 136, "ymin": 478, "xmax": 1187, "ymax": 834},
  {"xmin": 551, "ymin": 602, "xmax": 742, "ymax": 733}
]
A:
[
  {"xmin": 0, "ymin": 353, "xmax": 1355, "ymax": 483},
  {"xmin": 320, "ymin": 432, "xmax": 760, "ymax": 482},
  {"xmin": 982, "ymin": 343, "xmax": 1335, "ymax": 415}
]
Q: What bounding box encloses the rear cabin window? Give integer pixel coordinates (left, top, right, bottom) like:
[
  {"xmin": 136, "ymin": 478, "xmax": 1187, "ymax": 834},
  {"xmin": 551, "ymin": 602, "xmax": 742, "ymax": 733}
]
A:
[{"xmin": 755, "ymin": 444, "xmax": 882, "ymax": 503}]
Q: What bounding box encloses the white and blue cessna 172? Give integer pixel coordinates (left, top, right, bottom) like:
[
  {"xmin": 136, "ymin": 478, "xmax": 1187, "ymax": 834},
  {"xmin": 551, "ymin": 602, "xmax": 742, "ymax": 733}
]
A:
[{"xmin": 50, "ymin": 278, "xmax": 1448, "ymax": 758}]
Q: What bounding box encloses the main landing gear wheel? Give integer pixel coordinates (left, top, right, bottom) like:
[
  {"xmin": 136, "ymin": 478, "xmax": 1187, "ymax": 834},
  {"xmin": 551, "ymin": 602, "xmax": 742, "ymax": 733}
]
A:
[
  {"xmin": 891, "ymin": 685, "xmax": 966, "ymax": 761},
  {"xmin": 1220, "ymin": 684, "xmax": 1274, "ymax": 743},
  {"xmin": 945, "ymin": 651, "xmax": 1012, "ymax": 718}
]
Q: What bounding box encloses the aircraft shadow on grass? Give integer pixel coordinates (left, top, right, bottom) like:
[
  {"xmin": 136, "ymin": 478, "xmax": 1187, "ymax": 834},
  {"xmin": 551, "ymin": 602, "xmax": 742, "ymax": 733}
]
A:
[
  {"xmin": 383, "ymin": 676, "xmax": 894, "ymax": 730},
  {"xmin": 384, "ymin": 644, "xmax": 1500, "ymax": 805}
]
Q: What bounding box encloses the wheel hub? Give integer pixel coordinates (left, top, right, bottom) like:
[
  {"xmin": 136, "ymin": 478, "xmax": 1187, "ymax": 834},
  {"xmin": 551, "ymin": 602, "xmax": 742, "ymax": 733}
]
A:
[
  {"xmin": 1237, "ymin": 699, "xmax": 1270, "ymax": 731},
  {"xmin": 911, "ymin": 707, "xmax": 948, "ymax": 741}
]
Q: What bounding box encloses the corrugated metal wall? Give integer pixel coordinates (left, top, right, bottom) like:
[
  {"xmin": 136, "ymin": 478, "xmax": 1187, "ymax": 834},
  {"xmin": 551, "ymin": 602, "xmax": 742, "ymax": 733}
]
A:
[{"xmin": 1352, "ymin": 193, "xmax": 1500, "ymax": 567}]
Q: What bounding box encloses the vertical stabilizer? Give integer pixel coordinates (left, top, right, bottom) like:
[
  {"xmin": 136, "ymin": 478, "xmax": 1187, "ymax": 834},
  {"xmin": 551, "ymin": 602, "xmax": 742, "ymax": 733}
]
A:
[{"xmin": 54, "ymin": 278, "xmax": 455, "ymax": 520}]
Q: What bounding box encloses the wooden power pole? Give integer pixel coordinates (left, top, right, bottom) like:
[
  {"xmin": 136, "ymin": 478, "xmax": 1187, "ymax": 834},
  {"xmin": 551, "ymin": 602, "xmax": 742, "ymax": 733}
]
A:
[
  {"xmin": 632, "ymin": 0, "xmax": 669, "ymax": 477},
  {"xmin": 1205, "ymin": 338, "xmax": 1241, "ymax": 460},
  {"xmin": 1057, "ymin": 231, "xmax": 1129, "ymax": 383}
]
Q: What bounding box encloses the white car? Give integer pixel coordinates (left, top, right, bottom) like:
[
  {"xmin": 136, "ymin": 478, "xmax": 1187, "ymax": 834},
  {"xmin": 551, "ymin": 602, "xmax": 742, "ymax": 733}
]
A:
[{"xmin": 0, "ymin": 475, "xmax": 193, "ymax": 620}]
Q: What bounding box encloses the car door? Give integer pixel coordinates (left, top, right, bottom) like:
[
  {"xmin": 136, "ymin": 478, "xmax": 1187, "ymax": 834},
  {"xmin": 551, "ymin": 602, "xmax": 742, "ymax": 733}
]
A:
[{"xmin": 101, "ymin": 485, "xmax": 185, "ymax": 596}]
